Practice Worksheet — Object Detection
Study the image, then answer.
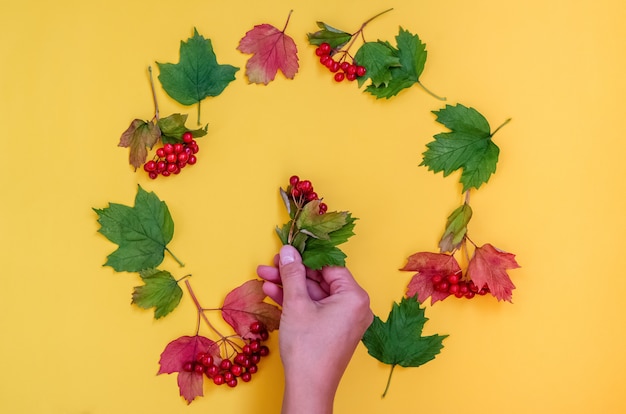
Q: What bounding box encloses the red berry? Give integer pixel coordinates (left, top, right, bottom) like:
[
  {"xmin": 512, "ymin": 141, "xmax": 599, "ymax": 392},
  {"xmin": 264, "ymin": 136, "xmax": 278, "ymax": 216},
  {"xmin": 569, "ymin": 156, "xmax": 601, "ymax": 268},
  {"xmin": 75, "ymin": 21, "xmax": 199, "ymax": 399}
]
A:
[
  {"xmin": 242, "ymin": 344, "xmax": 253, "ymax": 356},
  {"xmin": 319, "ymin": 42, "xmax": 331, "ymax": 55},
  {"xmin": 259, "ymin": 345, "xmax": 270, "ymax": 357},
  {"xmin": 247, "ymin": 364, "xmax": 258, "ymax": 374},
  {"xmin": 297, "ymin": 180, "xmax": 312, "ymax": 193},
  {"xmin": 250, "ymin": 340, "xmax": 261, "ymax": 353},
  {"xmin": 187, "ymin": 155, "xmax": 197, "ymax": 165},
  {"xmin": 340, "ymin": 61, "xmax": 350, "ymax": 71},
  {"xmin": 223, "ymin": 371, "xmax": 234, "ymax": 382},
  {"xmin": 206, "ymin": 364, "xmax": 219, "ymax": 377},
  {"xmin": 173, "ymin": 143, "xmax": 184, "ymax": 153},
  {"xmin": 346, "ymin": 65, "xmax": 357, "ymax": 75},
  {"xmin": 447, "ymin": 274, "xmax": 460, "ymax": 284},
  {"xmin": 148, "ymin": 171, "xmax": 158, "ymax": 180},
  {"xmin": 200, "ymin": 355, "xmax": 214, "ymax": 367},
  {"xmin": 320, "ymin": 55, "xmax": 331, "ymax": 65},
  {"xmin": 156, "ymin": 148, "xmax": 166, "ymax": 158},
  {"xmin": 182, "ymin": 361, "xmax": 194, "ymax": 372},
  {"xmin": 220, "ymin": 359, "xmax": 232, "ymax": 370},
  {"xmin": 436, "ymin": 281, "xmax": 449, "ymax": 292},
  {"xmin": 250, "ymin": 321, "xmax": 263, "ymax": 334},
  {"xmin": 334, "ymin": 72, "xmax": 345, "ymax": 82},
  {"xmin": 315, "ymin": 46, "xmax": 326, "ymax": 56},
  {"xmin": 241, "ymin": 372, "xmax": 252, "ymax": 382},
  {"xmin": 144, "ymin": 160, "xmax": 157, "ymax": 172},
  {"xmin": 346, "ymin": 72, "xmax": 357, "ymax": 81},
  {"xmin": 306, "ymin": 191, "xmax": 319, "ymax": 201},
  {"xmin": 182, "ymin": 131, "xmax": 193, "ymax": 143},
  {"xmin": 324, "ymin": 58, "xmax": 335, "ymax": 69},
  {"xmin": 329, "ymin": 61, "xmax": 340, "ymax": 73},
  {"xmin": 465, "ymin": 291, "xmax": 476, "ymax": 299},
  {"xmin": 178, "ymin": 152, "xmax": 189, "ymax": 163},
  {"xmin": 289, "ymin": 175, "xmax": 300, "ymax": 186},
  {"xmin": 213, "ymin": 374, "xmax": 225, "ymax": 385},
  {"xmin": 226, "ymin": 378, "xmax": 238, "ymax": 388},
  {"xmin": 163, "ymin": 143, "xmax": 174, "ymax": 154},
  {"xmin": 356, "ymin": 65, "xmax": 367, "ymax": 77},
  {"xmin": 318, "ymin": 202, "xmax": 328, "ymax": 214},
  {"xmin": 230, "ymin": 364, "xmax": 243, "ymax": 377},
  {"xmin": 431, "ymin": 274, "xmax": 444, "ymax": 284},
  {"xmin": 194, "ymin": 363, "xmax": 205, "ymax": 373}
]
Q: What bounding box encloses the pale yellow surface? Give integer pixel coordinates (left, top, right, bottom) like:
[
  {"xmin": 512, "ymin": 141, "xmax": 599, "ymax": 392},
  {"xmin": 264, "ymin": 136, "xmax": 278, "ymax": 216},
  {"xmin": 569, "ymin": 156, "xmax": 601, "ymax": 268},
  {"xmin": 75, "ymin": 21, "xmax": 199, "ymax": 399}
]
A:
[{"xmin": 1, "ymin": 0, "xmax": 625, "ymax": 413}]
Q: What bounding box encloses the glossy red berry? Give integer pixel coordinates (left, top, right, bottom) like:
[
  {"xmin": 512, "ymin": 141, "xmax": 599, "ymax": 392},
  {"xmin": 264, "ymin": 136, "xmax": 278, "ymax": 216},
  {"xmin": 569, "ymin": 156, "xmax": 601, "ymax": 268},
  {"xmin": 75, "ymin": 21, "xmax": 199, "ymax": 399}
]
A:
[
  {"xmin": 356, "ymin": 65, "xmax": 367, "ymax": 77},
  {"xmin": 319, "ymin": 42, "xmax": 331, "ymax": 55},
  {"xmin": 182, "ymin": 131, "xmax": 193, "ymax": 143},
  {"xmin": 334, "ymin": 72, "xmax": 345, "ymax": 82}
]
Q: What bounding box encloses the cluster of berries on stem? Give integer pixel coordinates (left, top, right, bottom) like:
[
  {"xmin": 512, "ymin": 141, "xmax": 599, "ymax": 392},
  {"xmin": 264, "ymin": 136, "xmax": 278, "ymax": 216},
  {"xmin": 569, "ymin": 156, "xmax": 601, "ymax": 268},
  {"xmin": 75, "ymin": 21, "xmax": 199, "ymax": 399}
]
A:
[
  {"xmin": 431, "ymin": 272, "xmax": 490, "ymax": 299},
  {"xmin": 315, "ymin": 42, "xmax": 367, "ymax": 83},
  {"xmin": 287, "ymin": 175, "xmax": 327, "ymax": 214},
  {"xmin": 182, "ymin": 321, "xmax": 270, "ymax": 388},
  {"xmin": 143, "ymin": 131, "xmax": 199, "ymax": 179}
]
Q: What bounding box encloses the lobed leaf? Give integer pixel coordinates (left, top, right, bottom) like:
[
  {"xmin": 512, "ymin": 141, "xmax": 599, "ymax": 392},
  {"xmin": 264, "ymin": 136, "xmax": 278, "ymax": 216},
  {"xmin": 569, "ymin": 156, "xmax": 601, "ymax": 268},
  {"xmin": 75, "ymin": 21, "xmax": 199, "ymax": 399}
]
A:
[
  {"xmin": 467, "ymin": 243, "xmax": 520, "ymax": 302},
  {"xmin": 93, "ymin": 185, "xmax": 174, "ymax": 272},
  {"xmin": 118, "ymin": 119, "xmax": 161, "ymax": 170},
  {"xmin": 222, "ymin": 280, "xmax": 281, "ymax": 339},
  {"xmin": 132, "ymin": 268, "xmax": 183, "ymax": 319}
]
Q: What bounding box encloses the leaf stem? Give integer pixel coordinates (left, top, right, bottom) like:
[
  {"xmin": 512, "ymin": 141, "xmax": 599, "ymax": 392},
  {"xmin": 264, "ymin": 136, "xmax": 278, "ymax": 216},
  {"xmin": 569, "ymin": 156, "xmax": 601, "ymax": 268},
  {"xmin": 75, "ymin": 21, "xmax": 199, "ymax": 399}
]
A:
[
  {"xmin": 281, "ymin": 9, "xmax": 294, "ymax": 33},
  {"xmin": 148, "ymin": 66, "xmax": 160, "ymax": 121},
  {"xmin": 417, "ymin": 81, "xmax": 446, "ymax": 101},
  {"xmin": 381, "ymin": 364, "xmax": 396, "ymax": 398},
  {"xmin": 196, "ymin": 101, "xmax": 202, "ymax": 126},
  {"xmin": 491, "ymin": 118, "xmax": 512, "ymax": 137},
  {"xmin": 165, "ymin": 247, "xmax": 185, "ymax": 267},
  {"xmin": 185, "ymin": 280, "xmax": 227, "ymax": 339}
]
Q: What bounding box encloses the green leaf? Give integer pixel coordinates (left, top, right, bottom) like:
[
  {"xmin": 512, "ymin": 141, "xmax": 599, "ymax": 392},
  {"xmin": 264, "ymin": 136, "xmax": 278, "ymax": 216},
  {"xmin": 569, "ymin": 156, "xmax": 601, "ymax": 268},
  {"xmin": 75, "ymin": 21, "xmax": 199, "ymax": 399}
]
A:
[
  {"xmin": 157, "ymin": 113, "xmax": 207, "ymax": 144},
  {"xmin": 421, "ymin": 104, "xmax": 506, "ymax": 192},
  {"xmin": 354, "ymin": 41, "xmax": 400, "ymax": 88},
  {"xmin": 157, "ymin": 28, "xmax": 239, "ymax": 106},
  {"xmin": 438, "ymin": 203, "xmax": 473, "ymax": 253},
  {"xmin": 132, "ymin": 268, "xmax": 183, "ymax": 319},
  {"xmin": 296, "ymin": 200, "xmax": 347, "ymax": 240},
  {"xmin": 362, "ymin": 27, "xmax": 428, "ymax": 99},
  {"xmin": 362, "ymin": 295, "xmax": 447, "ymax": 397},
  {"xmin": 301, "ymin": 214, "xmax": 356, "ymax": 269},
  {"xmin": 93, "ymin": 185, "xmax": 176, "ymax": 272},
  {"xmin": 307, "ymin": 21, "xmax": 352, "ymax": 49}
]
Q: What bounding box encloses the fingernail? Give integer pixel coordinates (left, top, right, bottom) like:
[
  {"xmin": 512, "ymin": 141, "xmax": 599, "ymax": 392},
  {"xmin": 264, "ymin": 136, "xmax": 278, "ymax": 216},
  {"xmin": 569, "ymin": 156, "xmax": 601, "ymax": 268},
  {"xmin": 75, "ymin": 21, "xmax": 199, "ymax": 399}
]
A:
[{"xmin": 280, "ymin": 245, "xmax": 296, "ymax": 265}]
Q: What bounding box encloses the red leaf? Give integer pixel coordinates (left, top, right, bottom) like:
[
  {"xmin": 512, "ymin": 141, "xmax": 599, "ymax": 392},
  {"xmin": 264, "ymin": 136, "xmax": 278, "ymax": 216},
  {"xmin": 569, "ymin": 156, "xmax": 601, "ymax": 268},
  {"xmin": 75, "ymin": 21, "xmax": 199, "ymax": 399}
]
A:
[
  {"xmin": 467, "ymin": 243, "xmax": 520, "ymax": 302},
  {"xmin": 237, "ymin": 13, "xmax": 298, "ymax": 85},
  {"xmin": 401, "ymin": 252, "xmax": 462, "ymax": 304},
  {"xmin": 157, "ymin": 335, "xmax": 220, "ymax": 404},
  {"xmin": 222, "ymin": 280, "xmax": 281, "ymax": 339}
]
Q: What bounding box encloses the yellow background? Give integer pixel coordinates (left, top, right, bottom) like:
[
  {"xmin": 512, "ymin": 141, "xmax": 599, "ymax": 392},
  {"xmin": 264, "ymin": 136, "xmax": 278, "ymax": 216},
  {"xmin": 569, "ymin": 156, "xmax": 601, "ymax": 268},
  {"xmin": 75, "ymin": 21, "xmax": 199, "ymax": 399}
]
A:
[{"xmin": 1, "ymin": 0, "xmax": 625, "ymax": 413}]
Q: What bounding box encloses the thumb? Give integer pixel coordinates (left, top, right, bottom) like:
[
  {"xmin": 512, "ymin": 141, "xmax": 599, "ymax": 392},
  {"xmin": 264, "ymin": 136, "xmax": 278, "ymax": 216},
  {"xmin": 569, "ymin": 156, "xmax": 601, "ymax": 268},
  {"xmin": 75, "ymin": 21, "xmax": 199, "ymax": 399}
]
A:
[{"xmin": 278, "ymin": 245, "xmax": 310, "ymax": 303}]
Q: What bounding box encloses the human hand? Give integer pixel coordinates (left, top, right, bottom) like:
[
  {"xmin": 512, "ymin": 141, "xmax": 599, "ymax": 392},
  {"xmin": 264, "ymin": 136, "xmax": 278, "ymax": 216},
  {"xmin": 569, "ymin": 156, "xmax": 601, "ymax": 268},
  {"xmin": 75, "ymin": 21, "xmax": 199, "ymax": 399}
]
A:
[{"xmin": 256, "ymin": 245, "xmax": 373, "ymax": 414}]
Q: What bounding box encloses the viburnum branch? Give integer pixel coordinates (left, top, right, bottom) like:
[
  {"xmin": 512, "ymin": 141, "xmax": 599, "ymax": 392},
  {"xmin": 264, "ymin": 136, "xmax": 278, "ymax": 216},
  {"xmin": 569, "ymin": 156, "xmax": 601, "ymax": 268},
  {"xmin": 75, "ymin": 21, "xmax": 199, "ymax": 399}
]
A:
[
  {"xmin": 343, "ymin": 8, "xmax": 394, "ymax": 55},
  {"xmin": 184, "ymin": 280, "xmax": 227, "ymax": 339},
  {"xmin": 148, "ymin": 66, "xmax": 160, "ymax": 121}
]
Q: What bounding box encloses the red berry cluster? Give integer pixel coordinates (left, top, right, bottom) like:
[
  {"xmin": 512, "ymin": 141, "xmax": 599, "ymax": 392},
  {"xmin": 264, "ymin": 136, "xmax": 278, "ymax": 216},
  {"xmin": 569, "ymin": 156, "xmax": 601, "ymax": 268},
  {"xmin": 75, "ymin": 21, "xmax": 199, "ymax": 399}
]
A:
[
  {"xmin": 315, "ymin": 42, "xmax": 367, "ymax": 83},
  {"xmin": 287, "ymin": 175, "xmax": 327, "ymax": 214},
  {"xmin": 182, "ymin": 322, "xmax": 270, "ymax": 388},
  {"xmin": 432, "ymin": 273, "xmax": 491, "ymax": 299},
  {"xmin": 143, "ymin": 131, "xmax": 199, "ymax": 179}
]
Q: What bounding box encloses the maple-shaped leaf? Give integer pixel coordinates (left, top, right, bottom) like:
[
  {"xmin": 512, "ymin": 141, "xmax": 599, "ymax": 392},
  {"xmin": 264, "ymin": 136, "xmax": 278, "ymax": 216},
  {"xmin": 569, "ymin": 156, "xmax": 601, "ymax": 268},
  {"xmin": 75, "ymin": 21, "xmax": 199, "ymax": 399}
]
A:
[
  {"xmin": 362, "ymin": 295, "xmax": 448, "ymax": 397},
  {"xmin": 467, "ymin": 243, "xmax": 520, "ymax": 302},
  {"xmin": 353, "ymin": 41, "xmax": 400, "ymax": 87},
  {"xmin": 222, "ymin": 280, "xmax": 281, "ymax": 339},
  {"xmin": 118, "ymin": 119, "xmax": 161, "ymax": 170},
  {"xmin": 301, "ymin": 213, "xmax": 357, "ymax": 269},
  {"xmin": 421, "ymin": 104, "xmax": 511, "ymax": 192},
  {"xmin": 307, "ymin": 21, "xmax": 352, "ymax": 50},
  {"xmin": 158, "ymin": 335, "xmax": 220, "ymax": 404},
  {"xmin": 438, "ymin": 203, "xmax": 473, "ymax": 253},
  {"xmin": 360, "ymin": 27, "xmax": 431, "ymax": 99},
  {"xmin": 93, "ymin": 185, "xmax": 177, "ymax": 272},
  {"xmin": 237, "ymin": 11, "xmax": 299, "ymax": 85},
  {"xmin": 296, "ymin": 200, "xmax": 347, "ymax": 240},
  {"xmin": 401, "ymin": 252, "xmax": 462, "ymax": 305},
  {"xmin": 157, "ymin": 113, "xmax": 207, "ymax": 144},
  {"xmin": 157, "ymin": 29, "xmax": 238, "ymax": 122},
  {"xmin": 131, "ymin": 268, "xmax": 183, "ymax": 319}
]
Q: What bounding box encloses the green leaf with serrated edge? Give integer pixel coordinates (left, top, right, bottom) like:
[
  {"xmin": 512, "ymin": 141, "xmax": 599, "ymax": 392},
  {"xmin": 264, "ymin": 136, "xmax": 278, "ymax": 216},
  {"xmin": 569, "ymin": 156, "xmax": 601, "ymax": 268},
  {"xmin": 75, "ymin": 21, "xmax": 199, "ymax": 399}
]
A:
[
  {"xmin": 132, "ymin": 268, "xmax": 183, "ymax": 319},
  {"xmin": 354, "ymin": 42, "xmax": 400, "ymax": 87},
  {"xmin": 118, "ymin": 119, "xmax": 161, "ymax": 170},
  {"xmin": 439, "ymin": 203, "xmax": 473, "ymax": 253},
  {"xmin": 296, "ymin": 200, "xmax": 347, "ymax": 241},
  {"xmin": 362, "ymin": 295, "xmax": 447, "ymax": 397},
  {"xmin": 157, "ymin": 113, "xmax": 207, "ymax": 144},
  {"xmin": 363, "ymin": 28, "xmax": 428, "ymax": 99},
  {"xmin": 301, "ymin": 214, "xmax": 356, "ymax": 269},
  {"xmin": 307, "ymin": 22, "xmax": 352, "ymax": 49},
  {"xmin": 421, "ymin": 104, "xmax": 502, "ymax": 192},
  {"xmin": 157, "ymin": 28, "xmax": 239, "ymax": 106},
  {"xmin": 93, "ymin": 185, "xmax": 175, "ymax": 272}
]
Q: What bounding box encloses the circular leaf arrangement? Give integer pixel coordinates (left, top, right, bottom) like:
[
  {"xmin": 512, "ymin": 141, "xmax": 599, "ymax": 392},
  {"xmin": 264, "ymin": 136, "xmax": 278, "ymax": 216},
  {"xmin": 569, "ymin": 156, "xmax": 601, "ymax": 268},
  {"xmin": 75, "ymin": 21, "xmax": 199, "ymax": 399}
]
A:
[{"xmin": 96, "ymin": 8, "xmax": 519, "ymax": 404}]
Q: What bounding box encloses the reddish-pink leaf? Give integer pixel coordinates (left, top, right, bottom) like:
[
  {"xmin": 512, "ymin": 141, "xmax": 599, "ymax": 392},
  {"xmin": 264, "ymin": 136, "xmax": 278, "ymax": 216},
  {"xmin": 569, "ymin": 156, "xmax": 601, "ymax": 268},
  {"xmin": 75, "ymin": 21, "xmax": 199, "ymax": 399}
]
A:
[
  {"xmin": 237, "ymin": 13, "xmax": 298, "ymax": 85},
  {"xmin": 222, "ymin": 280, "xmax": 281, "ymax": 339},
  {"xmin": 157, "ymin": 335, "xmax": 219, "ymax": 404},
  {"xmin": 401, "ymin": 252, "xmax": 462, "ymax": 305},
  {"xmin": 467, "ymin": 243, "xmax": 520, "ymax": 302}
]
